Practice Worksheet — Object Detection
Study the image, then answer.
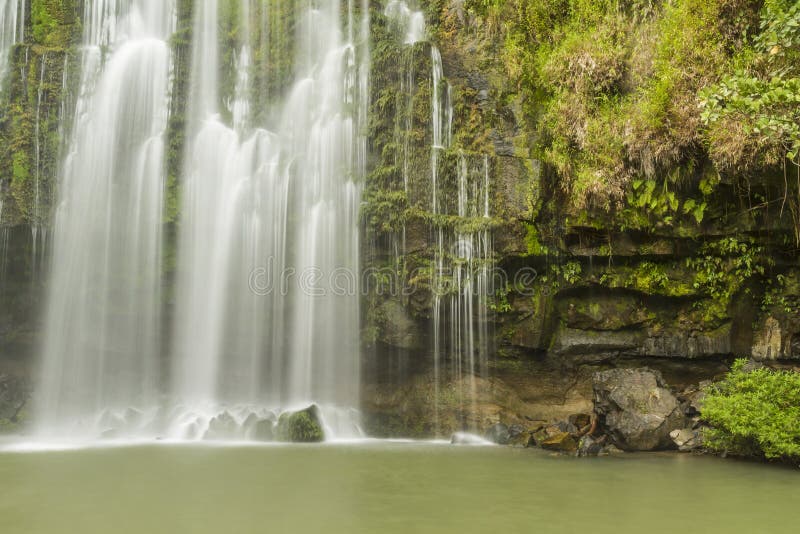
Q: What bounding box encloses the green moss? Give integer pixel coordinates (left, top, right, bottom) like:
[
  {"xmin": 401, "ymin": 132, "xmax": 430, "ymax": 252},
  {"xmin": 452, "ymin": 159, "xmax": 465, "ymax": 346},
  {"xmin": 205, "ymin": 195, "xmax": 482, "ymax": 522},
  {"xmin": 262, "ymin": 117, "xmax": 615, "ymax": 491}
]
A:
[{"xmin": 276, "ymin": 407, "xmax": 325, "ymax": 443}]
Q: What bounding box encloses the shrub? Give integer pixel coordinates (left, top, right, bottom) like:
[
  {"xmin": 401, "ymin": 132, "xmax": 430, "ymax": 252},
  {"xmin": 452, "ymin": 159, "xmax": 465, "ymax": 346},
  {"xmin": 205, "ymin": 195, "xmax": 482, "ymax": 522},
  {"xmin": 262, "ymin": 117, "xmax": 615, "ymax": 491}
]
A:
[{"xmin": 702, "ymin": 359, "xmax": 800, "ymax": 461}]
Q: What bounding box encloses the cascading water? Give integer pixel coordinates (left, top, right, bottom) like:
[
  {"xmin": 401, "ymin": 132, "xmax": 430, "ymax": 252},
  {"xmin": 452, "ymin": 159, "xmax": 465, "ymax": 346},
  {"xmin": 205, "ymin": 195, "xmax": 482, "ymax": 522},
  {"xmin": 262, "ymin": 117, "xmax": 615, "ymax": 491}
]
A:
[
  {"xmin": 169, "ymin": 0, "xmax": 369, "ymax": 439},
  {"xmin": 30, "ymin": 52, "xmax": 48, "ymax": 279},
  {"xmin": 36, "ymin": 0, "xmax": 176, "ymax": 437},
  {"xmin": 30, "ymin": 0, "xmax": 370, "ymax": 443},
  {"xmin": 0, "ymin": 0, "xmax": 25, "ymax": 80},
  {"xmin": 384, "ymin": 0, "xmax": 426, "ymax": 45},
  {"xmin": 384, "ymin": 4, "xmax": 493, "ymax": 434}
]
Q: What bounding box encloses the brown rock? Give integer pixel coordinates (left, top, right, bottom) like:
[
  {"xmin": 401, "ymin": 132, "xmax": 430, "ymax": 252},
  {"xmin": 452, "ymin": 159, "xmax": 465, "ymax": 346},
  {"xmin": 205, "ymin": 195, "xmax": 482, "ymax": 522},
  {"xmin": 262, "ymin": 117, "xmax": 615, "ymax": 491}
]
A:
[{"xmin": 540, "ymin": 431, "xmax": 578, "ymax": 453}]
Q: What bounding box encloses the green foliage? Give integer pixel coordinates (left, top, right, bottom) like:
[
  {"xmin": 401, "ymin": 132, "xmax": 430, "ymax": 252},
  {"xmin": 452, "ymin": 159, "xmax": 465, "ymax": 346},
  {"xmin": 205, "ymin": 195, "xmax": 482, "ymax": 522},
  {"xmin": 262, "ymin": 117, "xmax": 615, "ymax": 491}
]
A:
[
  {"xmin": 546, "ymin": 261, "xmax": 583, "ymax": 290},
  {"xmin": 688, "ymin": 237, "xmax": 767, "ymax": 301},
  {"xmin": 701, "ymin": 1, "xmax": 800, "ymax": 241},
  {"xmin": 488, "ymin": 283, "xmax": 512, "ymax": 313},
  {"xmin": 465, "ymin": 0, "xmax": 762, "ymax": 221},
  {"xmin": 362, "ymin": 189, "xmax": 408, "ymax": 233},
  {"xmin": 703, "ymin": 359, "xmax": 800, "ymax": 461},
  {"xmin": 626, "ymin": 261, "xmax": 669, "ymax": 292},
  {"xmin": 762, "ymin": 272, "xmax": 800, "ymax": 314}
]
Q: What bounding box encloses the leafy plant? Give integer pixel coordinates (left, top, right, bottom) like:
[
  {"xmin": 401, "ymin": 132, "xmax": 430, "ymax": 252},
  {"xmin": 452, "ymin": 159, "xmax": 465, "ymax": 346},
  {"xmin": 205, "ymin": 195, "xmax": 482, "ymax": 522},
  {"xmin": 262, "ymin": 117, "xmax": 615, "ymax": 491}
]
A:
[{"xmin": 703, "ymin": 359, "xmax": 800, "ymax": 461}]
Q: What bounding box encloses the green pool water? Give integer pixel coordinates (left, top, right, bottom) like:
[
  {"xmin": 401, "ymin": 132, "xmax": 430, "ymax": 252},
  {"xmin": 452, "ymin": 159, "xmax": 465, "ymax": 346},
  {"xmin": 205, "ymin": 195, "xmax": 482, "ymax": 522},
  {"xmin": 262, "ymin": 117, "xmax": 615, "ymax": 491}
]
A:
[{"xmin": 0, "ymin": 442, "xmax": 798, "ymax": 533}]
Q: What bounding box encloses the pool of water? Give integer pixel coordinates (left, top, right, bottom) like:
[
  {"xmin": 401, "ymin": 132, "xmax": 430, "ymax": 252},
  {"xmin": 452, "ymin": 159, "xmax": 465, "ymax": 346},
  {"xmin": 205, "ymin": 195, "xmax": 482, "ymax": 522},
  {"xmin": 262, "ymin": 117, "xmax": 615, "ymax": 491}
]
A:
[{"xmin": 0, "ymin": 442, "xmax": 798, "ymax": 533}]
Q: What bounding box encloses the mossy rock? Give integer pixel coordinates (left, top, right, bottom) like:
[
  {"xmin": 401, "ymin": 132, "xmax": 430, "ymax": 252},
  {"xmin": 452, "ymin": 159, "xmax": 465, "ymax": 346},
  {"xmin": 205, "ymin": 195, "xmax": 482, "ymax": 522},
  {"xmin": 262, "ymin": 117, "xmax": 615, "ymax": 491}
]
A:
[{"xmin": 276, "ymin": 405, "xmax": 325, "ymax": 443}]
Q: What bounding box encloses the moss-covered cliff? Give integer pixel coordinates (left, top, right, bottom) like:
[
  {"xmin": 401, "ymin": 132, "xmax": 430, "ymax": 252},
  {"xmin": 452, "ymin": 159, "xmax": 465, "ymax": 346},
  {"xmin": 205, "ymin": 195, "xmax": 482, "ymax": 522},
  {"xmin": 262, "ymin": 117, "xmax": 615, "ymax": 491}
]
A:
[{"xmin": 362, "ymin": 0, "xmax": 800, "ymax": 436}]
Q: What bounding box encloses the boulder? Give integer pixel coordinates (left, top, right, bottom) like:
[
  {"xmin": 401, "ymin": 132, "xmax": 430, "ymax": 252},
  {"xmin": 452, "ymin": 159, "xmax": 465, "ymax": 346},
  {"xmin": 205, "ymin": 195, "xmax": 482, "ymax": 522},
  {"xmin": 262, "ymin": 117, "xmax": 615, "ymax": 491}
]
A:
[
  {"xmin": 204, "ymin": 411, "xmax": 239, "ymax": 440},
  {"xmin": 593, "ymin": 368, "xmax": 685, "ymax": 451},
  {"xmin": 670, "ymin": 428, "xmax": 704, "ymax": 452},
  {"xmin": 244, "ymin": 413, "xmax": 277, "ymax": 441},
  {"xmin": 539, "ymin": 431, "xmax": 578, "ymax": 453},
  {"xmin": 508, "ymin": 430, "xmax": 535, "ymax": 448},
  {"xmin": 276, "ymin": 405, "xmax": 325, "ymax": 443},
  {"xmin": 484, "ymin": 423, "xmax": 510, "ymax": 445},
  {"xmin": 532, "ymin": 424, "xmax": 563, "ymax": 445}
]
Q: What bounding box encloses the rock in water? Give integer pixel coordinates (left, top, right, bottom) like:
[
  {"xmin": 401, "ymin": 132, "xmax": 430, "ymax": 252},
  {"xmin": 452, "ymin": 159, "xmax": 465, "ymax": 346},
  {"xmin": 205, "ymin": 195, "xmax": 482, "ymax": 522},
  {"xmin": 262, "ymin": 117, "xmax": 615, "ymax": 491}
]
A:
[
  {"xmin": 484, "ymin": 423, "xmax": 510, "ymax": 444},
  {"xmin": 507, "ymin": 425, "xmax": 535, "ymax": 448},
  {"xmin": 539, "ymin": 431, "xmax": 578, "ymax": 453},
  {"xmin": 593, "ymin": 368, "xmax": 685, "ymax": 451},
  {"xmin": 205, "ymin": 411, "xmax": 239, "ymax": 440},
  {"xmin": 670, "ymin": 428, "xmax": 704, "ymax": 452},
  {"xmin": 276, "ymin": 405, "xmax": 325, "ymax": 443}
]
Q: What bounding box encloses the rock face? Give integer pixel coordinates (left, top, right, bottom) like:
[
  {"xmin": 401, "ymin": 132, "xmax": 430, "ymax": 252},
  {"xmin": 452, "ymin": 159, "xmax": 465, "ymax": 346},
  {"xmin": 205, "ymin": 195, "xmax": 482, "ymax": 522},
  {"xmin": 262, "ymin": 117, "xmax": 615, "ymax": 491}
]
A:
[
  {"xmin": 276, "ymin": 405, "xmax": 325, "ymax": 443},
  {"xmin": 593, "ymin": 368, "xmax": 685, "ymax": 451}
]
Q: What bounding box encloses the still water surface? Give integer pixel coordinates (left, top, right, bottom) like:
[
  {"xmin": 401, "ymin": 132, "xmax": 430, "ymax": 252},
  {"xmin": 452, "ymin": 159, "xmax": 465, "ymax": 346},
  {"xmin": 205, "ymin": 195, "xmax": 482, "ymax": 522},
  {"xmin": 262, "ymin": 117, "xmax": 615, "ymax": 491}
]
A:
[{"xmin": 0, "ymin": 442, "xmax": 798, "ymax": 533}]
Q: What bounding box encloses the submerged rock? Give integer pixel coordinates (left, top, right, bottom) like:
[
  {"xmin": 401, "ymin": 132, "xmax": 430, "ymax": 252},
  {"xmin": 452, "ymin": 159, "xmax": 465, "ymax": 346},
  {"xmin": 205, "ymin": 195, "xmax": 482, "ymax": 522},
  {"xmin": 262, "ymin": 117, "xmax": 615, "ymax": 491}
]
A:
[
  {"xmin": 593, "ymin": 368, "xmax": 685, "ymax": 451},
  {"xmin": 276, "ymin": 405, "xmax": 325, "ymax": 443}
]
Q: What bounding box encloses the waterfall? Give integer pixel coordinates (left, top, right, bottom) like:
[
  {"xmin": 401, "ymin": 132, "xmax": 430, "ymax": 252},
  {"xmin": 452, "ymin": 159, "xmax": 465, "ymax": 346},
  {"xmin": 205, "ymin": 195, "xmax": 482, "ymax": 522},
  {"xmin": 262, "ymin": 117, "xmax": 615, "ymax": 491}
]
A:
[
  {"xmin": 36, "ymin": 0, "xmax": 176, "ymax": 437},
  {"xmin": 0, "ymin": 0, "xmax": 25, "ymax": 80},
  {"xmin": 31, "ymin": 52, "xmax": 47, "ymax": 279},
  {"xmin": 384, "ymin": 5, "xmax": 494, "ymax": 434},
  {"xmin": 170, "ymin": 0, "xmax": 369, "ymax": 439},
  {"xmin": 385, "ymin": 0, "xmax": 426, "ymax": 45}
]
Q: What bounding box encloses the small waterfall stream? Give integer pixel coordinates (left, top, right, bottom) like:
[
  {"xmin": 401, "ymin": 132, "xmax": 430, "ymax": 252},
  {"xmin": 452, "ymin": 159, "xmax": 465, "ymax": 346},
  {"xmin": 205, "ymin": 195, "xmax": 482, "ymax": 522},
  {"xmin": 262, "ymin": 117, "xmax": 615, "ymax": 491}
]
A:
[
  {"xmin": 0, "ymin": 0, "xmax": 25, "ymax": 79},
  {"xmin": 384, "ymin": 2, "xmax": 494, "ymax": 434}
]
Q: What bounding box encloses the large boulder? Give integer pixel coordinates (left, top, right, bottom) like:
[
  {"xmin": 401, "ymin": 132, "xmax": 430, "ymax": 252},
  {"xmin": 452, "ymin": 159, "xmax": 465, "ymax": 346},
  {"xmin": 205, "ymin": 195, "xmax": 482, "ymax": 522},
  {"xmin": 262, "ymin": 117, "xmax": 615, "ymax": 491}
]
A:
[
  {"xmin": 593, "ymin": 368, "xmax": 685, "ymax": 451},
  {"xmin": 276, "ymin": 405, "xmax": 325, "ymax": 443}
]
